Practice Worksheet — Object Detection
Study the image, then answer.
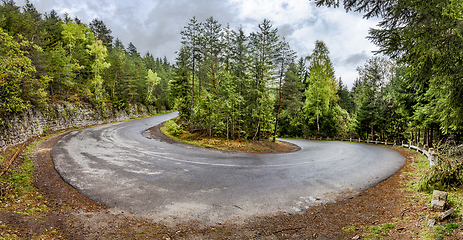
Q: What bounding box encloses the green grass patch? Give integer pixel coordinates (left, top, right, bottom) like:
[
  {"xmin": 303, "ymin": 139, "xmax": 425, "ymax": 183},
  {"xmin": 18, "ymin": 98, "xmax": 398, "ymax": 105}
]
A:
[
  {"xmin": 447, "ymin": 190, "xmax": 463, "ymax": 215},
  {"xmin": 362, "ymin": 223, "xmax": 395, "ymax": 239},
  {"xmin": 429, "ymin": 223, "xmax": 461, "ymax": 240},
  {"xmin": 0, "ymin": 233, "xmax": 19, "ymax": 240},
  {"xmin": 0, "ymin": 129, "xmax": 67, "ymax": 210},
  {"xmin": 342, "ymin": 225, "xmax": 356, "ymax": 233},
  {"xmin": 14, "ymin": 204, "xmax": 48, "ymax": 216},
  {"xmin": 2, "ymin": 142, "xmax": 39, "ymax": 204},
  {"xmin": 417, "ymin": 154, "xmax": 463, "ymax": 192}
]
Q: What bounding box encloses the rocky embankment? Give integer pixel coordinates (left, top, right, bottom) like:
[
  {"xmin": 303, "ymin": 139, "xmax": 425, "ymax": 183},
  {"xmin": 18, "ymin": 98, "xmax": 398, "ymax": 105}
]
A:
[{"xmin": 0, "ymin": 103, "xmax": 154, "ymax": 152}]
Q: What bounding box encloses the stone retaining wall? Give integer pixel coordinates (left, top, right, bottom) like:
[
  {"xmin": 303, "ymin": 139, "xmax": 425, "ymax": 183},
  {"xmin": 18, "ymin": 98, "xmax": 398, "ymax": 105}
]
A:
[{"xmin": 0, "ymin": 103, "xmax": 153, "ymax": 152}]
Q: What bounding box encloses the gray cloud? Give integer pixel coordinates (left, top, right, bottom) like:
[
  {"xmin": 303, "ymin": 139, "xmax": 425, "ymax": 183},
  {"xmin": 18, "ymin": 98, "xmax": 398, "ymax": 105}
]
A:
[
  {"xmin": 281, "ymin": 2, "xmax": 289, "ymax": 9},
  {"xmin": 343, "ymin": 51, "xmax": 369, "ymax": 66},
  {"xmin": 278, "ymin": 23, "xmax": 295, "ymax": 37},
  {"xmin": 16, "ymin": 0, "xmax": 380, "ymax": 88}
]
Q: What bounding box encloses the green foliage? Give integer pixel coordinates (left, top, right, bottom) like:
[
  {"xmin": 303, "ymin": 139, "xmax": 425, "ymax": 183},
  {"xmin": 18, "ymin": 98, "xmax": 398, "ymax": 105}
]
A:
[
  {"xmin": 316, "ymin": 0, "xmax": 463, "ymax": 135},
  {"xmin": 145, "ymin": 69, "xmax": 161, "ymax": 104},
  {"xmin": 86, "ymin": 39, "xmax": 111, "ymax": 102},
  {"xmin": 362, "ymin": 223, "xmax": 395, "ymax": 239},
  {"xmin": 331, "ymin": 104, "xmax": 355, "ymax": 138},
  {"xmin": 342, "ymin": 225, "xmax": 356, "ymax": 234},
  {"xmin": 60, "ymin": 21, "xmax": 93, "ymax": 56},
  {"xmin": 0, "ymin": 27, "xmax": 49, "ymax": 112},
  {"xmin": 0, "ymin": 1, "xmax": 173, "ymax": 114},
  {"xmin": 432, "ymin": 223, "xmax": 460, "ymax": 239},
  {"xmin": 303, "ymin": 40, "xmax": 339, "ymax": 136},
  {"xmin": 46, "ymin": 41, "xmax": 82, "ymax": 97},
  {"xmin": 170, "ymin": 46, "xmax": 191, "ymax": 121},
  {"xmin": 277, "ymin": 62, "xmax": 305, "ymax": 137},
  {"xmin": 418, "ymin": 156, "xmax": 463, "ymax": 192},
  {"xmin": 353, "ymin": 57, "xmax": 397, "ymax": 140},
  {"xmin": 89, "ymin": 18, "xmax": 113, "ymax": 48},
  {"xmin": 164, "ymin": 119, "xmax": 183, "ymax": 137},
  {"xmin": 173, "ymin": 17, "xmax": 283, "ymax": 140}
]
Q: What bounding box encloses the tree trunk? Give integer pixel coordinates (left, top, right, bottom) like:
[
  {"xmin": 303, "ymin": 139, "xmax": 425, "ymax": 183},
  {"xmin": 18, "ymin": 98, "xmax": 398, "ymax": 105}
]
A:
[
  {"xmin": 209, "ymin": 109, "xmax": 212, "ymax": 137},
  {"xmin": 211, "ymin": 49, "xmax": 218, "ymax": 99},
  {"xmin": 191, "ymin": 59, "xmax": 195, "ymax": 123},
  {"xmin": 253, "ymin": 117, "xmax": 261, "ymax": 141},
  {"xmin": 418, "ymin": 129, "xmax": 421, "ymax": 145},
  {"xmin": 273, "ymin": 59, "xmax": 284, "ymax": 142},
  {"xmin": 370, "ymin": 123, "xmax": 374, "ymax": 141},
  {"xmin": 430, "ymin": 127, "xmax": 433, "ymax": 148},
  {"xmin": 424, "ymin": 128, "xmax": 429, "ymax": 147},
  {"xmin": 198, "ymin": 76, "xmax": 201, "ymax": 123},
  {"xmin": 273, "ymin": 118, "xmax": 279, "ymax": 142},
  {"xmin": 412, "ymin": 130, "xmax": 415, "ymax": 144}
]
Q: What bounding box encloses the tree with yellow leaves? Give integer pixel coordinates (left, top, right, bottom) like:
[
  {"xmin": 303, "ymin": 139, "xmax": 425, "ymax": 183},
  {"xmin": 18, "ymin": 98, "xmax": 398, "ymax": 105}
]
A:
[{"xmin": 0, "ymin": 28, "xmax": 50, "ymax": 112}]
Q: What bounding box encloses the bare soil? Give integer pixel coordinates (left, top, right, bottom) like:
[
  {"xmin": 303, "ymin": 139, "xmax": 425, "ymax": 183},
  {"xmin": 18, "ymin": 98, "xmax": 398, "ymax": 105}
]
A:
[{"xmin": 1, "ymin": 128, "xmax": 462, "ymax": 239}]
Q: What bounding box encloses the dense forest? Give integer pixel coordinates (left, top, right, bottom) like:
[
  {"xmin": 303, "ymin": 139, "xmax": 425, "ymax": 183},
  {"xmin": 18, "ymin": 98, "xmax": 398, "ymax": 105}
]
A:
[
  {"xmin": 171, "ymin": 12, "xmax": 462, "ymax": 146},
  {"xmin": 0, "ymin": 0, "xmax": 174, "ymax": 115},
  {"xmin": 1, "ymin": 0, "xmax": 462, "ymax": 147}
]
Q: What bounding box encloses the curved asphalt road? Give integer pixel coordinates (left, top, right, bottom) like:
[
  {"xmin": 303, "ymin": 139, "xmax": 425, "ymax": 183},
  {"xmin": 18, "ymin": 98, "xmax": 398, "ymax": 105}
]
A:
[{"xmin": 51, "ymin": 112, "xmax": 405, "ymax": 225}]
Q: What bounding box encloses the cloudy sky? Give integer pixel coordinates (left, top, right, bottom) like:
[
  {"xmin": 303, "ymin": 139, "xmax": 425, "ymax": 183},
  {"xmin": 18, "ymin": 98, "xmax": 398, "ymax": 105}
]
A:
[{"xmin": 16, "ymin": 0, "xmax": 381, "ymax": 88}]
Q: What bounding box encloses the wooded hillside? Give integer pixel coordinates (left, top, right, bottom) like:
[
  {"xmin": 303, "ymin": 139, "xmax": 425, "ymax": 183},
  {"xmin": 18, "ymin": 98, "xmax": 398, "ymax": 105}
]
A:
[{"xmin": 1, "ymin": 0, "xmax": 462, "ymax": 146}]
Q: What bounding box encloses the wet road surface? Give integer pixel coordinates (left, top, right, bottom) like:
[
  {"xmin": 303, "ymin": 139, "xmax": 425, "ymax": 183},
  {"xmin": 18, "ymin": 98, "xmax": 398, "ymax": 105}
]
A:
[{"xmin": 51, "ymin": 112, "xmax": 405, "ymax": 225}]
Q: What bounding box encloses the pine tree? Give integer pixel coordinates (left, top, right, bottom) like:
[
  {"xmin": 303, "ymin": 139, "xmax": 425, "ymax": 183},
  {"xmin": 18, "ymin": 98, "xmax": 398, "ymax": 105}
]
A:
[
  {"xmin": 278, "ymin": 62, "xmax": 305, "ymax": 137},
  {"xmin": 353, "ymin": 56, "xmax": 394, "ymax": 139},
  {"xmin": 126, "ymin": 42, "xmax": 139, "ymax": 57},
  {"xmin": 248, "ymin": 19, "xmax": 279, "ymax": 140},
  {"xmin": 273, "ymin": 38, "xmax": 296, "ymax": 141},
  {"xmin": 89, "ymin": 18, "xmax": 113, "ymax": 49},
  {"xmin": 171, "ymin": 46, "xmax": 191, "ymax": 121},
  {"xmin": 180, "ymin": 16, "xmax": 201, "ymax": 122}
]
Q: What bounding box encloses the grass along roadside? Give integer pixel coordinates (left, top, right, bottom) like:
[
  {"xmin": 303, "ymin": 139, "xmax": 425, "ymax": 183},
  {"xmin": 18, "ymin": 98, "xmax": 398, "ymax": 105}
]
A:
[
  {"xmin": 340, "ymin": 148, "xmax": 463, "ymax": 239},
  {"xmin": 409, "ymin": 152, "xmax": 463, "ymax": 239},
  {"xmin": 0, "ymin": 132, "xmax": 64, "ymax": 239},
  {"xmin": 0, "ymin": 112, "xmax": 173, "ymax": 239}
]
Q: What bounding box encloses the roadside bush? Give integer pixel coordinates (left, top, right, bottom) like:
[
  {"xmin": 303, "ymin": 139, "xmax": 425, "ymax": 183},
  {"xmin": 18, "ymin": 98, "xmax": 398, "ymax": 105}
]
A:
[
  {"xmin": 418, "ymin": 156, "xmax": 463, "ymax": 192},
  {"xmin": 112, "ymin": 97, "xmax": 128, "ymax": 110},
  {"xmin": 164, "ymin": 120, "xmax": 183, "ymax": 137}
]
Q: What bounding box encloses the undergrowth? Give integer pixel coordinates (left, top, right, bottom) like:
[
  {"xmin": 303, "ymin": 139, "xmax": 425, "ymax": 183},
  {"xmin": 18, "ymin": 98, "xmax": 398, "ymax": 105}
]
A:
[
  {"xmin": 348, "ymin": 147, "xmax": 463, "ymax": 239},
  {"xmin": 0, "ymin": 131, "xmax": 66, "ymax": 239},
  {"xmin": 0, "ymin": 141, "xmax": 39, "ymax": 206},
  {"xmin": 418, "ymin": 155, "xmax": 463, "ymax": 192},
  {"xmin": 163, "ymin": 119, "xmax": 184, "ymax": 137}
]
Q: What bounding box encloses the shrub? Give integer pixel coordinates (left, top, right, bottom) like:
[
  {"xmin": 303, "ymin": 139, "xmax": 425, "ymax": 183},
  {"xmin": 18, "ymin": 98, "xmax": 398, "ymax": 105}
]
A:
[
  {"xmin": 164, "ymin": 120, "xmax": 183, "ymax": 137},
  {"xmin": 418, "ymin": 156, "xmax": 463, "ymax": 192}
]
